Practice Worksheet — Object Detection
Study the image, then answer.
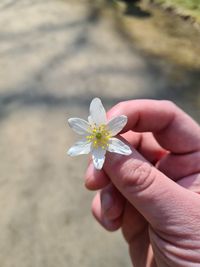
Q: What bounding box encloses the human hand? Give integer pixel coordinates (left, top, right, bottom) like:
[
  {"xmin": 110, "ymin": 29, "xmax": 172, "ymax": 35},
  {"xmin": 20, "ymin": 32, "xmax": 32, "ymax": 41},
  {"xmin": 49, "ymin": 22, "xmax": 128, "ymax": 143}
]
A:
[{"xmin": 84, "ymin": 100, "xmax": 200, "ymax": 267}]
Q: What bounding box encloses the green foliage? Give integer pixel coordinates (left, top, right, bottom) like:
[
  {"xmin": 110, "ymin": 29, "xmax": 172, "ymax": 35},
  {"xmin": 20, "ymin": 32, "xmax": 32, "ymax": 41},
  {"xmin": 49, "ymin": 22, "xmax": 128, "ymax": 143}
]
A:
[
  {"xmin": 154, "ymin": 0, "xmax": 200, "ymax": 10},
  {"xmin": 150, "ymin": 0, "xmax": 200, "ymax": 23}
]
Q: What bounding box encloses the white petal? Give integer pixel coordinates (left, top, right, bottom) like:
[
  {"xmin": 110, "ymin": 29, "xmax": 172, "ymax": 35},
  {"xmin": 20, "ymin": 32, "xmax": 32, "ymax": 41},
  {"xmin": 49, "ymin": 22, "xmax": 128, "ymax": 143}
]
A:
[
  {"xmin": 88, "ymin": 115, "xmax": 93, "ymax": 125},
  {"xmin": 108, "ymin": 138, "xmax": 132, "ymax": 155},
  {"xmin": 107, "ymin": 115, "xmax": 127, "ymax": 136},
  {"xmin": 68, "ymin": 118, "xmax": 90, "ymax": 135},
  {"xmin": 67, "ymin": 140, "xmax": 91, "ymax": 156},
  {"xmin": 89, "ymin": 98, "xmax": 107, "ymax": 125},
  {"xmin": 92, "ymin": 148, "xmax": 106, "ymax": 170}
]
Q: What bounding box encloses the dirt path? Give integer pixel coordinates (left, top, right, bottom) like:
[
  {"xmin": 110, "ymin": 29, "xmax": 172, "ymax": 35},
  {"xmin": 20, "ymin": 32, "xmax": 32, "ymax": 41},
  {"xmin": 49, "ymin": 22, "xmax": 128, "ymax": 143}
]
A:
[{"xmin": 0, "ymin": 1, "xmax": 199, "ymax": 267}]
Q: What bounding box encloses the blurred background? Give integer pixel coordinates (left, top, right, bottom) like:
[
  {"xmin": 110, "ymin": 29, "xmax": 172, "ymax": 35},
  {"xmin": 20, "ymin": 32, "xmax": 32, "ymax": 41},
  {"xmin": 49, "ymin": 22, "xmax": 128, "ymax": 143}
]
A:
[{"xmin": 0, "ymin": 0, "xmax": 199, "ymax": 266}]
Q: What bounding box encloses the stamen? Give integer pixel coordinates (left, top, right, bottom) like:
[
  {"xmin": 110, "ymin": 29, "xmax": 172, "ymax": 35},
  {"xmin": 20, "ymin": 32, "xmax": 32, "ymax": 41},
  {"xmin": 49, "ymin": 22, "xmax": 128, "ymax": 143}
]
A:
[{"xmin": 86, "ymin": 124, "xmax": 111, "ymax": 149}]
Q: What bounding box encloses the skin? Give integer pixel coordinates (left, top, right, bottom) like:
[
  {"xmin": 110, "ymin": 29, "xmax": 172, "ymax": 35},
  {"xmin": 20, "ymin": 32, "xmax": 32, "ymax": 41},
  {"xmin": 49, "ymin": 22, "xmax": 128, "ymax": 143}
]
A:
[{"xmin": 84, "ymin": 100, "xmax": 200, "ymax": 267}]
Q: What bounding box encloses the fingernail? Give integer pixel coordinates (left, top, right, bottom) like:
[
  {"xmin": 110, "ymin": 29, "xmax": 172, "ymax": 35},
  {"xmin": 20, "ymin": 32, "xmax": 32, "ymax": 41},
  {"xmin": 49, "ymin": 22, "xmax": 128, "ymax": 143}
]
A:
[
  {"xmin": 85, "ymin": 163, "xmax": 98, "ymax": 183},
  {"xmin": 103, "ymin": 218, "xmax": 113, "ymax": 229},
  {"xmin": 105, "ymin": 152, "xmax": 125, "ymax": 167},
  {"xmin": 101, "ymin": 193, "xmax": 113, "ymax": 212}
]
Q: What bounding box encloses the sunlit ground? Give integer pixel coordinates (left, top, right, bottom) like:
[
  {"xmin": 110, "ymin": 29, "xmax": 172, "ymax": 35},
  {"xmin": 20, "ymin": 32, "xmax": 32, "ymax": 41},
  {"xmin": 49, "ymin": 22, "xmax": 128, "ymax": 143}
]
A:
[{"xmin": 0, "ymin": 1, "xmax": 199, "ymax": 267}]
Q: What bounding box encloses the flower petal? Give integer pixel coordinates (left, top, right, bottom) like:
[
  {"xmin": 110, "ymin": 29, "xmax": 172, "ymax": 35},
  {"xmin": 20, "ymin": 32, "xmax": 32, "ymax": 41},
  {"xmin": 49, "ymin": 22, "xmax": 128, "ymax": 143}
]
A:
[
  {"xmin": 88, "ymin": 115, "xmax": 93, "ymax": 125},
  {"xmin": 107, "ymin": 115, "xmax": 128, "ymax": 136},
  {"xmin": 90, "ymin": 98, "xmax": 107, "ymax": 125},
  {"xmin": 68, "ymin": 118, "xmax": 90, "ymax": 135},
  {"xmin": 108, "ymin": 137, "xmax": 132, "ymax": 155},
  {"xmin": 67, "ymin": 140, "xmax": 91, "ymax": 156},
  {"xmin": 92, "ymin": 148, "xmax": 106, "ymax": 170}
]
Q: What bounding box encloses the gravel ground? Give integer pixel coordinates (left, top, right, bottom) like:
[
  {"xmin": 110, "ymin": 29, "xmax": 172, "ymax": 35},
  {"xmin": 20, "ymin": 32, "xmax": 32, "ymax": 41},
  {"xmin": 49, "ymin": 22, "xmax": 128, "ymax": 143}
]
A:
[{"xmin": 0, "ymin": 1, "xmax": 199, "ymax": 267}]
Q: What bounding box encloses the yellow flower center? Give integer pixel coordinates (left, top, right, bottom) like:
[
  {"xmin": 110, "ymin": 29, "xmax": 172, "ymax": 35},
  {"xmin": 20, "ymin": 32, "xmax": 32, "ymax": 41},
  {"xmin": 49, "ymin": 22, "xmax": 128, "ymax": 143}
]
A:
[
  {"xmin": 96, "ymin": 132, "xmax": 102, "ymax": 139},
  {"xmin": 86, "ymin": 124, "xmax": 111, "ymax": 149}
]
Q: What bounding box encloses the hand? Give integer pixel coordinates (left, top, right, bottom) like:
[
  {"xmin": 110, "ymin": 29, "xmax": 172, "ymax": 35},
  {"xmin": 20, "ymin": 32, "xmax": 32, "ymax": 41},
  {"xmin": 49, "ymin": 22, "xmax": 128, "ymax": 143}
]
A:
[{"xmin": 84, "ymin": 100, "xmax": 200, "ymax": 267}]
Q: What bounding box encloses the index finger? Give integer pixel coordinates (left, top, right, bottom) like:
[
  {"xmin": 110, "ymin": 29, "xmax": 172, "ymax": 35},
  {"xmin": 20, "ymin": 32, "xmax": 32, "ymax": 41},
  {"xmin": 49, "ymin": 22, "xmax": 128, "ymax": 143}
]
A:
[{"xmin": 108, "ymin": 100, "xmax": 200, "ymax": 154}]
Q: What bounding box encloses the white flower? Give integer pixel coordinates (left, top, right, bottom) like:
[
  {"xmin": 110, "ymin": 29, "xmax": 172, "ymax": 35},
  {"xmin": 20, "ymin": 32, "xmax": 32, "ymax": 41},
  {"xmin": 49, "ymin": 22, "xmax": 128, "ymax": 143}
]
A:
[{"xmin": 67, "ymin": 98, "xmax": 132, "ymax": 170}]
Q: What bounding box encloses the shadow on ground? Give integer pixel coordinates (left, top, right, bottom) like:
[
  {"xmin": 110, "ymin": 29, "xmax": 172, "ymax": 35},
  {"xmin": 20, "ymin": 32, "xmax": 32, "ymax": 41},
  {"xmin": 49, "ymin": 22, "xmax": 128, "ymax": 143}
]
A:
[
  {"xmin": 0, "ymin": 0, "xmax": 199, "ymax": 119},
  {"xmin": 0, "ymin": 1, "xmax": 199, "ymax": 267}
]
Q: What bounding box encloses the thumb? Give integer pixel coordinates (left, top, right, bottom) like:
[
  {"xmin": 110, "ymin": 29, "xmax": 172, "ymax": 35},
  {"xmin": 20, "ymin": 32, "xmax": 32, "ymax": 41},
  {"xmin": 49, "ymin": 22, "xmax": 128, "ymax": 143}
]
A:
[{"xmin": 103, "ymin": 143, "xmax": 199, "ymax": 230}]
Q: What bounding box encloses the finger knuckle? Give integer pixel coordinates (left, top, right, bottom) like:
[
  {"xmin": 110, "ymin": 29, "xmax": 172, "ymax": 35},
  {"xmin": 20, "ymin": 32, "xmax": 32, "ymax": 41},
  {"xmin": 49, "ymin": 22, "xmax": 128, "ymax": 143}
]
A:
[{"xmin": 120, "ymin": 160, "xmax": 155, "ymax": 194}]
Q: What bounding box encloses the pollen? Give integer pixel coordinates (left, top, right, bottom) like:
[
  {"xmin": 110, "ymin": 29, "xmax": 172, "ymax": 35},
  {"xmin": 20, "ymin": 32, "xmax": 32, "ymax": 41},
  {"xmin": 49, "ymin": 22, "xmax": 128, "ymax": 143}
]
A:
[{"xmin": 86, "ymin": 124, "xmax": 111, "ymax": 149}]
